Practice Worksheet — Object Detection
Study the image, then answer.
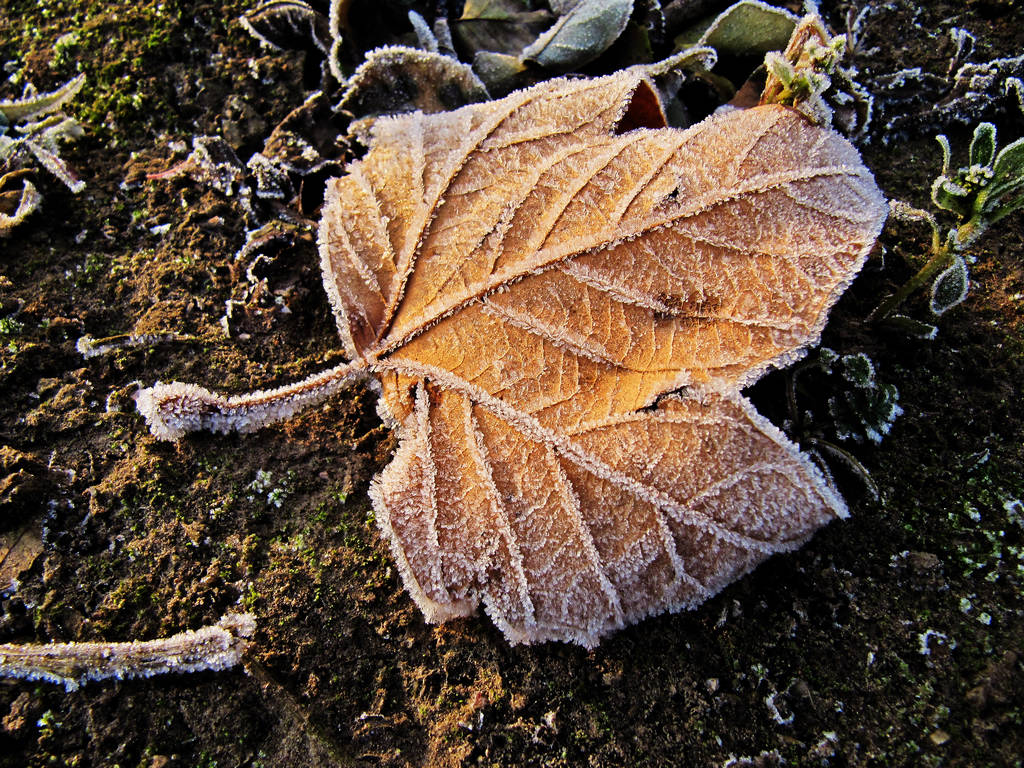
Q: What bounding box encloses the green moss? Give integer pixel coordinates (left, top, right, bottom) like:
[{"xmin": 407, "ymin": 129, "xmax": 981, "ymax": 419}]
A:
[
  {"xmin": 103, "ymin": 579, "xmax": 154, "ymax": 617},
  {"xmin": 2, "ymin": 0, "xmax": 248, "ymax": 141},
  {"xmin": 0, "ymin": 316, "xmax": 25, "ymax": 334}
]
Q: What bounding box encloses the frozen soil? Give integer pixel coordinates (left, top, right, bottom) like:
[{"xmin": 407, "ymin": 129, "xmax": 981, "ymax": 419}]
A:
[{"xmin": 1, "ymin": 0, "xmax": 1022, "ymax": 766}]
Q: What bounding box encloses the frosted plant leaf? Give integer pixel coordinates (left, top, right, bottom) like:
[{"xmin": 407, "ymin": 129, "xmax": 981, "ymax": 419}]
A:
[
  {"xmin": 0, "ymin": 74, "xmax": 85, "ymax": 123},
  {"xmin": 1, "ymin": 76, "xmax": 86, "ymax": 197},
  {"xmin": 139, "ymin": 66, "xmax": 888, "ymax": 647},
  {"xmin": 930, "ymin": 255, "xmax": 969, "ymax": 315},
  {"xmin": 679, "ymin": 0, "xmax": 798, "ymax": 56},
  {"xmin": 521, "ymin": 0, "xmax": 634, "ymax": 71},
  {"xmin": 407, "ymin": 10, "xmax": 439, "ymax": 53}
]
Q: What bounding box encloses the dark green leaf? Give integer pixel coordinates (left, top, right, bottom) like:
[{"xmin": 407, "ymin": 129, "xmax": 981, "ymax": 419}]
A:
[
  {"xmin": 676, "ymin": 0, "xmax": 797, "ymax": 57},
  {"xmin": 472, "ymin": 51, "xmax": 530, "ymax": 96},
  {"xmin": 461, "ymin": 0, "xmax": 536, "ymax": 21},
  {"xmin": 522, "ymin": 0, "xmax": 634, "ymax": 71},
  {"xmin": 969, "ymin": 122, "xmax": 996, "ymax": 167},
  {"xmin": 930, "ymin": 255, "xmax": 969, "ymax": 315},
  {"xmin": 992, "ymin": 136, "xmax": 1024, "ymax": 186},
  {"xmin": 454, "ymin": 0, "xmax": 553, "ymax": 57},
  {"xmin": 840, "ymin": 353, "xmax": 875, "ymax": 389},
  {"xmin": 882, "ymin": 314, "xmax": 938, "ymax": 340},
  {"xmin": 597, "ymin": 21, "xmax": 656, "ymax": 70}
]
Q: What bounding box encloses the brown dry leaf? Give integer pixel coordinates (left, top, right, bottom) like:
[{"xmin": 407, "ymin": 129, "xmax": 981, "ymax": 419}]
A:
[
  {"xmin": 318, "ymin": 69, "xmax": 886, "ymax": 646},
  {"xmin": 335, "ymin": 46, "xmax": 489, "ymax": 120},
  {"xmin": 142, "ymin": 67, "xmax": 888, "ymax": 647}
]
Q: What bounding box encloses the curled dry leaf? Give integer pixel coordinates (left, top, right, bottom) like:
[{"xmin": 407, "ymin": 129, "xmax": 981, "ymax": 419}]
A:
[
  {"xmin": 239, "ymin": 0, "xmax": 331, "ymax": 56},
  {"xmin": 336, "ymin": 45, "xmax": 489, "ymax": 119},
  {"xmin": 0, "ymin": 176, "xmax": 41, "ymax": 237},
  {"xmin": 139, "ymin": 67, "xmax": 888, "ymax": 647}
]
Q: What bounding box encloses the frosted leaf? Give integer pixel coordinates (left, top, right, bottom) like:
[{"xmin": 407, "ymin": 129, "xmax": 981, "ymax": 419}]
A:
[
  {"xmin": 521, "ymin": 0, "xmax": 633, "ymax": 72},
  {"xmin": 680, "ymin": 0, "xmax": 798, "ymax": 56},
  {"xmin": 0, "ymin": 74, "xmax": 85, "ymax": 123},
  {"xmin": 239, "ymin": 1, "xmax": 331, "ymax": 55},
  {"xmin": 930, "ymin": 255, "xmax": 970, "ymax": 316},
  {"xmin": 335, "ymin": 45, "xmax": 489, "ymax": 119},
  {"xmin": 0, "ymin": 178, "xmax": 42, "ymax": 237},
  {"xmin": 141, "ymin": 65, "xmax": 888, "ymax": 647}
]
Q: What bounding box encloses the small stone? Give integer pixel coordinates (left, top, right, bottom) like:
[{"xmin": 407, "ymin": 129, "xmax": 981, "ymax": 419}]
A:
[
  {"xmin": 929, "ymin": 729, "xmax": 950, "ymax": 746},
  {"xmin": 1, "ymin": 692, "xmax": 37, "ymax": 736},
  {"xmin": 601, "ymin": 669, "xmax": 622, "ymax": 686}
]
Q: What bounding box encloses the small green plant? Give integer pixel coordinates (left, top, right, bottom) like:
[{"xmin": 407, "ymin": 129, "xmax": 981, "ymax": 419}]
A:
[
  {"xmin": 782, "ymin": 348, "xmax": 902, "ymax": 497},
  {"xmin": 247, "ymin": 468, "xmax": 292, "ymax": 510},
  {"xmin": 0, "ymin": 316, "xmax": 25, "ymax": 334},
  {"xmin": 761, "ymin": 17, "xmax": 845, "ymax": 112},
  {"xmin": 871, "ymin": 122, "xmax": 1024, "ymax": 328},
  {"xmin": 51, "ymin": 31, "xmax": 80, "ymax": 67},
  {"xmin": 821, "ymin": 350, "xmax": 903, "ymax": 446},
  {"xmin": 756, "ymin": 13, "xmax": 870, "ymax": 134}
]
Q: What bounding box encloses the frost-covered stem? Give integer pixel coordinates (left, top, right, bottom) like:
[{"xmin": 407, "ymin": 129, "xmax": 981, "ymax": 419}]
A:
[
  {"xmin": 785, "ymin": 354, "xmax": 820, "ymax": 433},
  {"xmin": 136, "ymin": 359, "xmax": 369, "ymax": 440},
  {"xmin": 0, "ymin": 613, "xmax": 255, "ymax": 691},
  {"xmin": 869, "ymin": 241, "xmax": 955, "ymax": 322},
  {"xmin": 871, "ymin": 193, "xmax": 997, "ymax": 322},
  {"xmin": 77, "ymin": 331, "xmax": 197, "ymax": 359},
  {"xmin": 804, "ymin": 437, "xmax": 878, "ymax": 499}
]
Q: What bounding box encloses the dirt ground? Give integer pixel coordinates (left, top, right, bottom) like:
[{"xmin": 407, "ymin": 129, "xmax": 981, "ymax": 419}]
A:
[{"xmin": 1, "ymin": 0, "xmax": 1022, "ymax": 766}]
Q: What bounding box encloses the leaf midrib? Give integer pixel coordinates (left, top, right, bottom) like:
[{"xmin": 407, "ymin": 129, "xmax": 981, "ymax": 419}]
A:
[{"xmin": 373, "ymin": 163, "xmax": 867, "ymax": 359}]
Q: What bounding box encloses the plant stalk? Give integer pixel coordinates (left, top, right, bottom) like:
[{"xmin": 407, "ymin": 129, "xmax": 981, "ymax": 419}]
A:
[{"xmin": 869, "ymin": 236, "xmax": 955, "ymax": 322}]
